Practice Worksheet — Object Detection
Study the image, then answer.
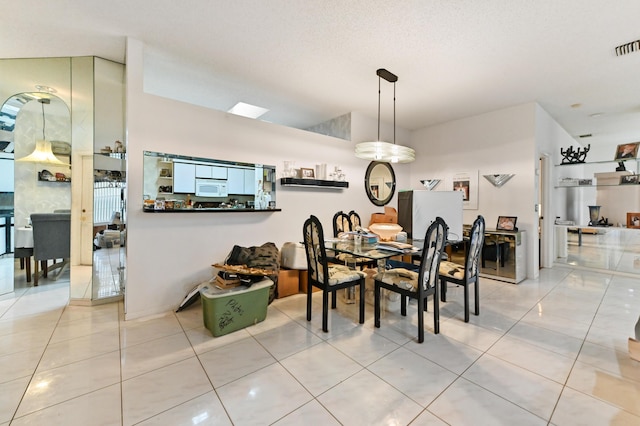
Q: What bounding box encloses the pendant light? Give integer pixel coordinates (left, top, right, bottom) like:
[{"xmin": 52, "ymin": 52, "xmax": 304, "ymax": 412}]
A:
[
  {"xmin": 16, "ymin": 98, "xmax": 69, "ymax": 166},
  {"xmin": 355, "ymin": 68, "xmax": 415, "ymax": 163}
]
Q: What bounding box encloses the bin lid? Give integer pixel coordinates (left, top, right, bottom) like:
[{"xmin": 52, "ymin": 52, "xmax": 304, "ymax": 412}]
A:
[{"xmin": 200, "ymin": 278, "xmax": 273, "ymax": 298}]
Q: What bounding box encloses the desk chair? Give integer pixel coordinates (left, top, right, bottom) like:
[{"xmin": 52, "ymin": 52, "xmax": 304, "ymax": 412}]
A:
[
  {"xmin": 31, "ymin": 213, "xmax": 71, "ymax": 286},
  {"xmin": 374, "ymin": 217, "xmax": 448, "ymax": 342},
  {"xmin": 303, "ymin": 215, "xmax": 366, "ymax": 332},
  {"xmin": 438, "ymin": 215, "xmax": 485, "ymax": 322}
]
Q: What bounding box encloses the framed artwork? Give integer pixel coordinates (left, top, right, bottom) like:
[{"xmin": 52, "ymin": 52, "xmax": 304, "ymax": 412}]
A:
[
  {"xmin": 496, "ymin": 216, "xmax": 517, "ymax": 231},
  {"xmin": 300, "ymin": 167, "xmax": 315, "ymax": 178},
  {"xmin": 614, "ymin": 142, "xmax": 639, "ymax": 160},
  {"xmin": 453, "ymin": 171, "xmax": 478, "ymax": 209},
  {"xmin": 620, "ymin": 174, "xmax": 639, "ymax": 185},
  {"xmin": 627, "ymin": 212, "xmax": 640, "ymax": 229}
]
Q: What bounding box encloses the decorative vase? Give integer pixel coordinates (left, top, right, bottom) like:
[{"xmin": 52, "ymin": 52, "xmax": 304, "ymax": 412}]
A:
[{"xmin": 588, "ymin": 205, "xmax": 601, "ymax": 226}]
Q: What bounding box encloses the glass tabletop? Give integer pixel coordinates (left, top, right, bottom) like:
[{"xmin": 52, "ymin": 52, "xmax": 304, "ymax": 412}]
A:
[{"xmin": 325, "ymin": 239, "xmax": 419, "ymax": 260}]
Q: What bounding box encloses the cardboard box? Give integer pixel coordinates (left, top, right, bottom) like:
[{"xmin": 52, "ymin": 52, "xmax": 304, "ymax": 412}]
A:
[
  {"xmin": 201, "ymin": 279, "xmax": 271, "ymax": 337},
  {"xmin": 299, "ymin": 270, "xmax": 320, "ymax": 293},
  {"xmin": 277, "ymin": 269, "xmax": 299, "ymax": 298}
]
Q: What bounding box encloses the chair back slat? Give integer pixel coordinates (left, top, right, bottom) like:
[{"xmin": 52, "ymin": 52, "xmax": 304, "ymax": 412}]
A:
[
  {"xmin": 304, "ymin": 215, "xmax": 329, "ymax": 284},
  {"xmin": 417, "ymin": 217, "xmax": 447, "ymax": 293},
  {"xmin": 465, "ymin": 215, "xmax": 485, "ymax": 278},
  {"xmin": 332, "ymin": 211, "xmax": 352, "ymax": 237},
  {"xmin": 348, "ymin": 210, "xmax": 362, "ymax": 229}
]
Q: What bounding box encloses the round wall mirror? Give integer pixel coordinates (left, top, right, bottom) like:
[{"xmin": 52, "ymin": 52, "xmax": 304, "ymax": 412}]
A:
[{"xmin": 364, "ymin": 161, "xmax": 396, "ymax": 206}]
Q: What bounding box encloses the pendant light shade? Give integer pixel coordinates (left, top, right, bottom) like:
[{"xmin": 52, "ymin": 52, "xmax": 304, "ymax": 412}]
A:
[
  {"xmin": 355, "ymin": 68, "xmax": 415, "ymax": 163},
  {"xmin": 355, "ymin": 141, "xmax": 415, "ymax": 163},
  {"xmin": 17, "ymin": 139, "xmax": 69, "ymax": 166},
  {"xmin": 16, "ymin": 98, "xmax": 69, "ymax": 166}
]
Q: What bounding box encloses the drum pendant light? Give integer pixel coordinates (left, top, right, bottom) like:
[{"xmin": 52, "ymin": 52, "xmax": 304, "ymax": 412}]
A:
[{"xmin": 355, "ymin": 68, "xmax": 415, "ymax": 163}]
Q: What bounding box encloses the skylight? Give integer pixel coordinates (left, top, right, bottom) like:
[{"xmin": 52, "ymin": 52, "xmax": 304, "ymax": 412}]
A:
[{"xmin": 228, "ymin": 102, "xmax": 269, "ymax": 119}]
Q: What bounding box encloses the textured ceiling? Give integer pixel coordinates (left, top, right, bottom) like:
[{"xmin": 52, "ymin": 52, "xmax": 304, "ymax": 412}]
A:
[{"xmin": 3, "ymin": 0, "xmax": 640, "ymax": 145}]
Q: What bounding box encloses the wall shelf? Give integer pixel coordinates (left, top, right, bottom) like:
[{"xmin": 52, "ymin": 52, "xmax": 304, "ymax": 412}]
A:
[
  {"xmin": 555, "ymin": 158, "xmax": 639, "ymax": 167},
  {"xmin": 143, "ymin": 208, "xmax": 281, "ymax": 213},
  {"xmin": 280, "ymin": 177, "xmax": 348, "ymax": 189}
]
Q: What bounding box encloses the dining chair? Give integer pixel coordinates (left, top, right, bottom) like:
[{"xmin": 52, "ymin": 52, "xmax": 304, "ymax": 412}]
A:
[
  {"xmin": 348, "ymin": 210, "xmax": 362, "ymax": 229},
  {"xmin": 438, "ymin": 215, "xmax": 485, "ymax": 322},
  {"xmin": 332, "ymin": 210, "xmax": 351, "ymax": 237},
  {"xmin": 374, "ymin": 217, "xmax": 448, "ymax": 342},
  {"xmin": 331, "ymin": 210, "xmax": 376, "ymax": 269},
  {"xmin": 31, "ymin": 213, "xmax": 71, "ymax": 286},
  {"xmin": 14, "ymin": 247, "xmax": 33, "ymax": 283},
  {"xmin": 303, "ymin": 215, "xmax": 366, "ymax": 332}
]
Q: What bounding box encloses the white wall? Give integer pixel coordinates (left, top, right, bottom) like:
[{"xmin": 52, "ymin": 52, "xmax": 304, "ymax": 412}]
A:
[
  {"xmin": 123, "ymin": 40, "xmax": 596, "ymax": 317},
  {"xmin": 124, "ymin": 39, "xmax": 403, "ymax": 319},
  {"xmin": 409, "ymin": 103, "xmax": 539, "ymax": 278},
  {"xmin": 534, "ymin": 104, "xmax": 578, "ymax": 266}
]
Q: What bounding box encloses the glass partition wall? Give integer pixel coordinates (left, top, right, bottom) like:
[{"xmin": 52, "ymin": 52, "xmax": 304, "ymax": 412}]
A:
[{"xmin": 0, "ymin": 57, "xmax": 126, "ymax": 304}]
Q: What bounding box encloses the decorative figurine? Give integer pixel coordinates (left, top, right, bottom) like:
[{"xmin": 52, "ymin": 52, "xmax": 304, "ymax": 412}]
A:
[{"xmin": 560, "ymin": 144, "xmax": 590, "ymax": 164}]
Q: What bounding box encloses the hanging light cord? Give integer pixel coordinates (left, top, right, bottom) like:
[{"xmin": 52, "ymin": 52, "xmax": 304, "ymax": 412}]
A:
[
  {"xmin": 377, "ymin": 76, "xmax": 381, "ymax": 141},
  {"xmin": 393, "ymin": 80, "xmax": 396, "ymax": 145},
  {"xmin": 40, "ymin": 99, "xmax": 46, "ymax": 140},
  {"xmin": 376, "ymin": 71, "xmax": 397, "ymax": 145}
]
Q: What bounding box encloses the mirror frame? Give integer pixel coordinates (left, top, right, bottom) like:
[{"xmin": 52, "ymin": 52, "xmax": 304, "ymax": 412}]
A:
[{"xmin": 364, "ymin": 161, "xmax": 396, "ymax": 206}]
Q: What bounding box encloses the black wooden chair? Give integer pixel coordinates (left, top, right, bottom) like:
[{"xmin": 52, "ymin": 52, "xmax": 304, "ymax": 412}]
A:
[
  {"xmin": 331, "ymin": 210, "xmax": 376, "ymax": 269},
  {"xmin": 303, "ymin": 215, "xmax": 365, "ymax": 332},
  {"xmin": 348, "ymin": 210, "xmax": 362, "ymax": 229},
  {"xmin": 438, "ymin": 215, "xmax": 485, "ymax": 322},
  {"xmin": 332, "ymin": 211, "xmax": 351, "ymax": 237},
  {"xmin": 374, "ymin": 217, "xmax": 448, "ymax": 343}
]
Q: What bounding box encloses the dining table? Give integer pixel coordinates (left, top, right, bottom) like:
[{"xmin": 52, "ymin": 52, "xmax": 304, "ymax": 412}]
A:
[
  {"xmin": 326, "ymin": 238, "xmax": 419, "ymax": 266},
  {"xmin": 325, "ymin": 237, "xmax": 421, "ymax": 303}
]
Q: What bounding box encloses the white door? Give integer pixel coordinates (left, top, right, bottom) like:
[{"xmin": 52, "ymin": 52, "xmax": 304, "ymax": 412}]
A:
[{"xmin": 80, "ymin": 155, "xmax": 94, "ymax": 265}]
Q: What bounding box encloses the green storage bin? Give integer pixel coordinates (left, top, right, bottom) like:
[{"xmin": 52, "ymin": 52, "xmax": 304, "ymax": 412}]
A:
[{"xmin": 200, "ymin": 278, "xmax": 272, "ymax": 337}]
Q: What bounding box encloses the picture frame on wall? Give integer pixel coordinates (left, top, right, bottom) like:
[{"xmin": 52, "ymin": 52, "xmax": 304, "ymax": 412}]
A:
[
  {"xmin": 299, "ymin": 167, "xmax": 315, "ymax": 178},
  {"xmin": 627, "ymin": 212, "xmax": 640, "ymax": 229},
  {"xmin": 453, "ymin": 171, "xmax": 478, "ymax": 209},
  {"xmin": 614, "ymin": 142, "xmax": 640, "ymax": 160},
  {"xmin": 620, "ymin": 174, "xmax": 639, "ymax": 185}
]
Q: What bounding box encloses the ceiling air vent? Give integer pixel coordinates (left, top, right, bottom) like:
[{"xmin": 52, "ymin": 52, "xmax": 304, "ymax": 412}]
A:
[
  {"xmin": 615, "ymin": 39, "xmax": 640, "ymax": 56},
  {"xmin": 579, "ymin": 134, "xmax": 592, "ymax": 138}
]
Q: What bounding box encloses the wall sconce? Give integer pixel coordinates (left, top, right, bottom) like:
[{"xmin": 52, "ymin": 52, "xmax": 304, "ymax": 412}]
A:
[
  {"xmin": 420, "ymin": 179, "xmax": 441, "ymax": 190},
  {"xmin": 483, "ymin": 174, "xmax": 514, "ymax": 188}
]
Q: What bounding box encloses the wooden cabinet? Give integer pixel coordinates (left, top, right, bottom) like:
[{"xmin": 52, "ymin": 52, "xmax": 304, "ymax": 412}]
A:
[
  {"xmin": 195, "ymin": 165, "xmax": 227, "ymax": 179},
  {"xmin": 244, "ymin": 168, "xmax": 255, "ymax": 194},
  {"xmin": 228, "ymin": 168, "xmax": 255, "ymax": 195},
  {"xmin": 173, "ymin": 162, "xmax": 195, "ymax": 193}
]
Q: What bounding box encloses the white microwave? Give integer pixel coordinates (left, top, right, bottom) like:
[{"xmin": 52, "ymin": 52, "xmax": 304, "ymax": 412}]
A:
[{"xmin": 195, "ymin": 179, "xmax": 228, "ymax": 197}]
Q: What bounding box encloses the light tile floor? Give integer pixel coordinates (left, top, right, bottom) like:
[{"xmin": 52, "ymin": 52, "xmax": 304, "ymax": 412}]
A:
[{"xmin": 1, "ymin": 265, "xmax": 640, "ymax": 425}]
